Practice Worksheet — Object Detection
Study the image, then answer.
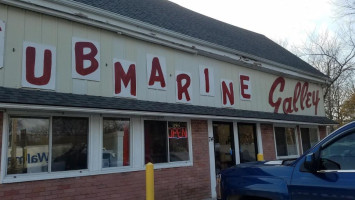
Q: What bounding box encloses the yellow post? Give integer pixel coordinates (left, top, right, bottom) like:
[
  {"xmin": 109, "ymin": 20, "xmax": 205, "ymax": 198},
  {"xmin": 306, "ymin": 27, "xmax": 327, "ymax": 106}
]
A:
[
  {"xmin": 146, "ymin": 162, "xmax": 154, "ymax": 200},
  {"xmin": 257, "ymin": 153, "xmax": 264, "ymax": 161}
]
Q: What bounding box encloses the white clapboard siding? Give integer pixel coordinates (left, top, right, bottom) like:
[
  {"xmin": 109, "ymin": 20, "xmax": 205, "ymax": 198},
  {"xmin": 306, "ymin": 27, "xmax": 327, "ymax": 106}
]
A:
[{"xmin": 0, "ymin": 6, "xmax": 325, "ymax": 116}]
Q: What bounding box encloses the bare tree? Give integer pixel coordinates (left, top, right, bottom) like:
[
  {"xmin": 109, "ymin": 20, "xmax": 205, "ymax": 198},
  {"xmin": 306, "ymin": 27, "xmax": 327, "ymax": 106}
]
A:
[
  {"xmin": 332, "ymin": 0, "xmax": 355, "ymax": 18},
  {"xmin": 297, "ymin": 27, "xmax": 355, "ymax": 122}
]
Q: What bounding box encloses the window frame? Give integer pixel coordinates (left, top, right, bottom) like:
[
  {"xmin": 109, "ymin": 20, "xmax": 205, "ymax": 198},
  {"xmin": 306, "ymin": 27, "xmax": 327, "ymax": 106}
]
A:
[
  {"xmin": 2, "ymin": 112, "xmax": 91, "ymax": 180},
  {"xmin": 299, "ymin": 126, "xmax": 320, "ymax": 154},
  {"xmin": 6, "ymin": 115, "xmax": 51, "ymax": 175},
  {"xmin": 141, "ymin": 117, "xmax": 193, "ymax": 169},
  {"xmin": 273, "ymin": 124, "xmax": 300, "ymax": 160},
  {"xmin": 0, "ymin": 111, "xmax": 138, "ymax": 183},
  {"xmin": 1, "ymin": 112, "xmax": 193, "ymax": 183},
  {"xmin": 319, "ymin": 130, "xmax": 355, "ymax": 171},
  {"xmin": 100, "ymin": 116, "xmax": 133, "ymax": 171}
]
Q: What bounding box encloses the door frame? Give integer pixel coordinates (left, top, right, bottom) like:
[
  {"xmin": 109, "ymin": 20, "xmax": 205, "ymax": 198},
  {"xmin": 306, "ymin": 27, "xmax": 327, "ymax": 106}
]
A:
[
  {"xmin": 208, "ymin": 120, "xmax": 240, "ymax": 199},
  {"xmin": 237, "ymin": 123, "xmax": 258, "ymax": 163}
]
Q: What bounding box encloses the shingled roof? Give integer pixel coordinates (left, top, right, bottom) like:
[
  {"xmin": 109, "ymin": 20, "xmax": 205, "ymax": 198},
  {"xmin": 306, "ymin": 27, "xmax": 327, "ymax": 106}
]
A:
[
  {"xmin": 0, "ymin": 87, "xmax": 336, "ymax": 124},
  {"xmin": 72, "ymin": 0, "xmax": 326, "ymax": 78}
]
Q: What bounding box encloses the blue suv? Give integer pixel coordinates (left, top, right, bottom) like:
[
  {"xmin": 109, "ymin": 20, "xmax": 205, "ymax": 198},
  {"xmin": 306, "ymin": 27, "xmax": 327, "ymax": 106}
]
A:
[{"xmin": 218, "ymin": 122, "xmax": 355, "ymax": 200}]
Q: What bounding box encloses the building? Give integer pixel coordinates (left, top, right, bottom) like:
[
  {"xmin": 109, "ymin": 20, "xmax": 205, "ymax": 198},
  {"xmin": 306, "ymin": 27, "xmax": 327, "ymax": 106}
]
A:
[{"xmin": 0, "ymin": 0, "xmax": 335, "ymax": 199}]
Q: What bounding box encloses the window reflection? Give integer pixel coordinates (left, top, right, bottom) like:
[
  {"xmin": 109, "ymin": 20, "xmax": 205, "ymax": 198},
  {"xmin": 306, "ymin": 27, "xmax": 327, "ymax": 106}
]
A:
[
  {"xmin": 275, "ymin": 127, "xmax": 297, "ymax": 157},
  {"xmin": 144, "ymin": 121, "xmax": 168, "ymax": 164},
  {"xmin": 301, "ymin": 128, "xmax": 319, "ymax": 152},
  {"xmin": 144, "ymin": 120, "xmax": 189, "ymax": 164},
  {"xmin": 102, "ymin": 118, "xmax": 130, "ymax": 168},
  {"xmin": 7, "ymin": 117, "xmax": 49, "ymax": 174},
  {"xmin": 168, "ymin": 122, "xmax": 189, "ymax": 162},
  {"xmin": 51, "ymin": 117, "xmax": 88, "ymax": 172}
]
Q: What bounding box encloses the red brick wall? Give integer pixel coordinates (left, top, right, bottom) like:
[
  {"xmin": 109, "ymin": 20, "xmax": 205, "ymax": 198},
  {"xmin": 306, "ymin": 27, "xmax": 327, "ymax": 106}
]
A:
[
  {"xmin": 319, "ymin": 126, "xmax": 327, "ymax": 140},
  {"xmin": 154, "ymin": 120, "xmax": 211, "ymax": 199},
  {"xmin": 0, "ymin": 119, "xmax": 211, "ymax": 200},
  {"xmin": 260, "ymin": 124, "xmax": 276, "ymax": 161}
]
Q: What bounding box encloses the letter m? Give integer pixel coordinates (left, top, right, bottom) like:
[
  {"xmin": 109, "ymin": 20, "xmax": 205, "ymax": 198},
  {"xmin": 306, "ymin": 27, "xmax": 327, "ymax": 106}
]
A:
[{"xmin": 114, "ymin": 60, "xmax": 136, "ymax": 97}]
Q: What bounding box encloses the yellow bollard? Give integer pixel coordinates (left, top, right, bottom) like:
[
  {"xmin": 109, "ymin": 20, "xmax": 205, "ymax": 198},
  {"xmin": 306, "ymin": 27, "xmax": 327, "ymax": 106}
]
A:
[
  {"xmin": 257, "ymin": 153, "xmax": 264, "ymax": 161},
  {"xmin": 146, "ymin": 162, "xmax": 154, "ymax": 200}
]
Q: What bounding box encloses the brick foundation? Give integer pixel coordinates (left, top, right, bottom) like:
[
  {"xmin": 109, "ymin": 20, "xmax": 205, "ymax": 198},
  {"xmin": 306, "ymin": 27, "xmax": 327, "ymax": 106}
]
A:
[
  {"xmin": 0, "ymin": 119, "xmax": 211, "ymax": 200},
  {"xmin": 260, "ymin": 124, "xmax": 276, "ymax": 161}
]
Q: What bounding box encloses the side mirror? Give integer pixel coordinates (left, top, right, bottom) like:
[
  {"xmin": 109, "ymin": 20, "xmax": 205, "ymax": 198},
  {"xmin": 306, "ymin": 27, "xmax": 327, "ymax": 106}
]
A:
[{"xmin": 304, "ymin": 153, "xmax": 318, "ymax": 173}]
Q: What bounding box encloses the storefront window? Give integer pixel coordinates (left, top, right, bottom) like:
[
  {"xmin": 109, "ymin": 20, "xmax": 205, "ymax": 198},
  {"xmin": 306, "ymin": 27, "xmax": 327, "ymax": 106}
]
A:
[
  {"xmin": 52, "ymin": 117, "xmax": 88, "ymax": 172},
  {"xmin": 144, "ymin": 120, "xmax": 189, "ymax": 164},
  {"xmin": 301, "ymin": 128, "xmax": 319, "ymax": 153},
  {"xmin": 7, "ymin": 117, "xmax": 49, "ymax": 174},
  {"xmin": 168, "ymin": 122, "xmax": 189, "ymax": 162},
  {"xmin": 275, "ymin": 127, "xmax": 298, "ymax": 157},
  {"xmin": 102, "ymin": 118, "xmax": 130, "ymax": 168}
]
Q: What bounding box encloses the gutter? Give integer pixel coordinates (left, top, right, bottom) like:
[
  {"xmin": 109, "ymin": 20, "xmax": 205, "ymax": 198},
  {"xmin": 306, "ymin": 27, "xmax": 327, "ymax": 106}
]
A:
[{"xmin": 0, "ymin": 0, "xmax": 331, "ymax": 84}]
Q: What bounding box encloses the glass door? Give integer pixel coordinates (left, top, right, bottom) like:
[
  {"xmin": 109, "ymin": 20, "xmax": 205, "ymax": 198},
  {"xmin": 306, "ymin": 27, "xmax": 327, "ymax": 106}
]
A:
[
  {"xmin": 238, "ymin": 123, "xmax": 258, "ymax": 163},
  {"xmin": 213, "ymin": 122, "xmax": 235, "ymax": 174}
]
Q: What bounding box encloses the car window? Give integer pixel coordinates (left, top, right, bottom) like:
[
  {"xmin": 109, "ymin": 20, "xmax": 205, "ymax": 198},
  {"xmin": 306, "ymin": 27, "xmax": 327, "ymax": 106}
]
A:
[{"xmin": 320, "ymin": 132, "xmax": 355, "ymax": 170}]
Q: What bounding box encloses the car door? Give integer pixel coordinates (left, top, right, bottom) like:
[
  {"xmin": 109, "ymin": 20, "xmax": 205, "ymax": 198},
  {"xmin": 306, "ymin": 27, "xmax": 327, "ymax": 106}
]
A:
[{"xmin": 290, "ymin": 131, "xmax": 355, "ymax": 200}]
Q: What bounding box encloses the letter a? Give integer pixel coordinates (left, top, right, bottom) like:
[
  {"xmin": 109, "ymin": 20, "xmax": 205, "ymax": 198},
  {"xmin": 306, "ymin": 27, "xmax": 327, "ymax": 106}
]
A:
[{"xmin": 147, "ymin": 54, "xmax": 167, "ymax": 90}]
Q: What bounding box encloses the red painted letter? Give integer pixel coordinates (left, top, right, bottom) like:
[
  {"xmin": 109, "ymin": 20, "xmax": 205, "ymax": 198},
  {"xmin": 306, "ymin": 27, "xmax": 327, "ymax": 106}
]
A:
[
  {"xmin": 177, "ymin": 73, "xmax": 191, "ymax": 101},
  {"xmin": 114, "ymin": 62, "xmax": 136, "ymax": 96},
  {"xmin": 269, "ymin": 77, "xmax": 285, "ymax": 113},
  {"xmin": 222, "ymin": 81, "xmax": 234, "ymax": 106},
  {"xmin": 283, "ymin": 97, "xmax": 293, "ymax": 114},
  {"xmin": 26, "ymin": 47, "xmax": 52, "ymax": 85},
  {"xmin": 240, "ymin": 75, "xmax": 251, "ymax": 99},
  {"xmin": 75, "ymin": 42, "xmax": 99, "ymax": 76},
  {"xmin": 204, "ymin": 68, "xmax": 210, "ymax": 93},
  {"xmin": 312, "ymin": 90, "xmax": 320, "ymax": 115},
  {"xmin": 293, "ymin": 82, "xmax": 301, "ymax": 112},
  {"xmin": 300, "ymin": 82, "xmax": 309, "ymax": 110},
  {"xmin": 149, "ymin": 57, "xmax": 166, "ymax": 88}
]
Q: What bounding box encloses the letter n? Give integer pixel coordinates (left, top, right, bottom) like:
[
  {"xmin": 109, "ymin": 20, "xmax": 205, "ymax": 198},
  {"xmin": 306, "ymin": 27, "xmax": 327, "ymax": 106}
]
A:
[
  {"xmin": 113, "ymin": 59, "xmax": 137, "ymax": 98},
  {"xmin": 221, "ymin": 80, "xmax": 234, "ymax": 107}
]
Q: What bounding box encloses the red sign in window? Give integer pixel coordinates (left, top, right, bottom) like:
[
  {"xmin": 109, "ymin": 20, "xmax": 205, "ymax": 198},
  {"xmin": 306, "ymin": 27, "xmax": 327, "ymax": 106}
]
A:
[{"xmin": 169, "ymin": 127, "xmax": 188, "ymax": 139}]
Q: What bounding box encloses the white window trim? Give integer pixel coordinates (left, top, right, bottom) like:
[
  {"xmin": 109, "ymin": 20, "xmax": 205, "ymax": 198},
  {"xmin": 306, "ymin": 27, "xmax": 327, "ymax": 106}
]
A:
[
  {"xmin": 1, "ymin": 112, "xmax": 9, "ymax": 183},
  {"xmin": 100, "ymin": 116, "xmax": 134, "ymax": 171},
  {"xmin": 233, "ymin": 122, "xmax": 240, "ymax": 164},
  {"xmin": 141, "ymin": 117, "xmax": 193, "ymax": 169},
  {"xmin": 273, "ymin": 125, "xmax": 300, "ymax": 160},
  {"xmin": 1, "ymin": 111, "xmax": 147, "ymax": 184},
  {"xmin": 299, "ymin": 126, "xmax": 320, "ymax": 154},
  {"xmin": 256, "ymin": 123, "xmax": 263, "ymax": 156},
  {"xmin": 2, "ymin": 112, "xmax": 93, "ymax": 183}
]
